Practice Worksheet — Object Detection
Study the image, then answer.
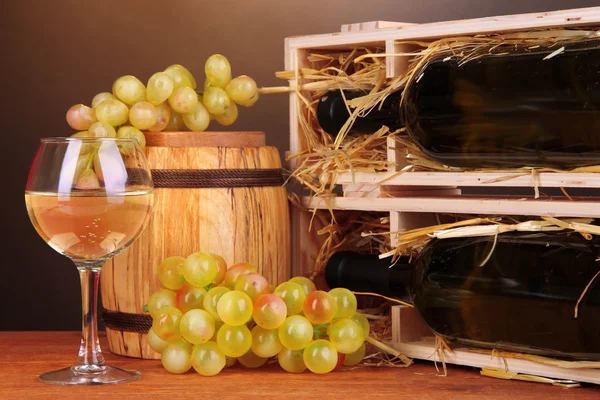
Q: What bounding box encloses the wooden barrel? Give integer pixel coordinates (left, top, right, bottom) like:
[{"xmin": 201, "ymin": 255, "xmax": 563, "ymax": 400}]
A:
[{"xmin": 100, "ymin": 131, "xmax": 290, "ymax": 359}]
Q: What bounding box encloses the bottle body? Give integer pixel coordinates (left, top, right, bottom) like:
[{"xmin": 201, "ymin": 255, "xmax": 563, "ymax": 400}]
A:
[
  {"xmin": 316, "ymin": 38, "xmax": 600, "ymax": 169},
  {"xmin": 325, "ymin": 232, "xmax": 600, "ymax": 360}
]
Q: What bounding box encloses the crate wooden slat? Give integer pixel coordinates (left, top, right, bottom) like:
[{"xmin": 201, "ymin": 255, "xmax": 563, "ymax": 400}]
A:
[
  {"xmin": 335, "ymin": 171, "xmax": 600, "ymax": 189},
  {"xmin": 286, "ymin": 7, "xmax": 599, "ymax": 50},
  {"xmin": 302, "ymin": 195, "xmax": 600, "ymax": 218},
  {"xmin": 391, "ymin": 306, "xmax": 600, "ymax": 385}
]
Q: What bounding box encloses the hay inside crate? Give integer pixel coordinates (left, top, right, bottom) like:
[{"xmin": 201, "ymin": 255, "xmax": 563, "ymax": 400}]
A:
[{"xmin": 275, "ymin": 18, "xmax": 600, "ymax": 385}]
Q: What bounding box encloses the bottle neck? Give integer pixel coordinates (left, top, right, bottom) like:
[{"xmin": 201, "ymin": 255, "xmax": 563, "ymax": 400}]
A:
[
  {"xmin": 324, "ymin": 251, "xmax": 412, "ymax": 301},
  {"xmin": 316, "ymin": 90, "xmax": 404, "ymax": 136}
]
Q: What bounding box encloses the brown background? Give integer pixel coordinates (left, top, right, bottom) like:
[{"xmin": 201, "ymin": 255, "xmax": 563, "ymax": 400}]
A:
[{"xmin": 2, "ymin": 0, "xmax": 599, "ymax": 330}]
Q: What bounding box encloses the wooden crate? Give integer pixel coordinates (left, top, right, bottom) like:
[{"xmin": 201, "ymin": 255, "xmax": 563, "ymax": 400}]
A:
[{"xmin": 284, "ymin": 6, "xmax": 600, "ymax": 386}]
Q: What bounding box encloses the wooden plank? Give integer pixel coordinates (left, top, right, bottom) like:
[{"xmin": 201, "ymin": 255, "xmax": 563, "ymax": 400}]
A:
[
  {"xmin": 287, "ymin": 7, "xmax": 600, "ymax": 50},
  {"xmin": 3, "ymin": 331, "xmax": 599, "ymax": 399},
  {"xmin": 341, "ymin": 21, "xmax": 416, "ymax": 32},
  {"xmin": 391, "ymin": 306, "xmax": 600, "ymax": 386},
  {"xmin": 302, "ymin": 195, "xmax": 600, "ymax": 218},
  {"xmin": 143, "ymin": 131, "xmax": 265, "ymax": 147},
  {"xmin": 284, "ymin": 42, "xmax": 310, "ymax": 172},
  {"xmin": 336, "ymin": 171, "xmax": 600, "ymax": 189}
]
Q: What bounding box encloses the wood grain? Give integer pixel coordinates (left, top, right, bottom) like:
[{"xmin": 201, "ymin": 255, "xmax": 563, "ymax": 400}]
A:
[
  {"xmin": 1, "ymin": 331, "xmax": 598, "ymax": 400},
  {"xmin": 144, "ymin": 131, "xmax": 265, "ymax": 147},
  {"xmin": 391, "ymin": 306, "xmax": 600, "ymax": 386},
  {"xmin": 101, "ymin": 132, "xmax": 290, "ymax": 359}
]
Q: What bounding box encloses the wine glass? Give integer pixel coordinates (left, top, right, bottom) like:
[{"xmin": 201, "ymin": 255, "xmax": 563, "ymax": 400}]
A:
[{"xmin": 25, "ymin": 137, "xmax": 153, "ymax": 385}]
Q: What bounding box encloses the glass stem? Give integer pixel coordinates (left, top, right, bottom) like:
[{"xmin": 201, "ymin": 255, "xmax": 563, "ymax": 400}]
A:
[{"xmin": 74, "ymin": 263, "xmax": 106, "ymax": 372}]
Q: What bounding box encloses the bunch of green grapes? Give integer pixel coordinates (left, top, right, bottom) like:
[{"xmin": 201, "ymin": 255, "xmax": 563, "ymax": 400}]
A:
[
  {"xmin": 146, "ymin": 253, "xmax": 369, "ymax": 376},
  {"xmin": 64, "ymin": 56, "xmax": 259, "ymax": 189}
]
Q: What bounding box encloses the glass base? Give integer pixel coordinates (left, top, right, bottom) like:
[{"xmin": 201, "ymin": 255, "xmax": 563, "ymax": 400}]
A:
[{"xmin": 39, "ymin": 364, "xmax": 141, "ymax": 385}]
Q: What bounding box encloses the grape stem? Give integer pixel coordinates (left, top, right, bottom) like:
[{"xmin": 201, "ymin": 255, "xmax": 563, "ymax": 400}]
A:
[
  {"xmin": 365, "ymin": 336, "xmax": 413, "ymax": 367},
  {"xmin": 85, "ymin": 148, "xmax": 98, "ymax": 170},
  {"xmin": 313, "ymin": 324, "xmax": 328, "ymax": 339}
]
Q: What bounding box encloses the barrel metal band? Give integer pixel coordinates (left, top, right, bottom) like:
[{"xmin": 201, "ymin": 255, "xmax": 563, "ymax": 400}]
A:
[
  {"xmin": 102, "ymin": 310, "xmax": 152, "ymax": 333},
  {"xmin": 150, "ymin": 168, "xmax": 285, "ymax": 188}
]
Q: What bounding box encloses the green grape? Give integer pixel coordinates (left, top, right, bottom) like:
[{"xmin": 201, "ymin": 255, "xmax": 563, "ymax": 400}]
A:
[
  {"xmin": 147, "ymin": 327, "xmax": 169, "ymax": 354},
  {"xmin": 251, "ymin": 325, "xmax": 282, "ymax": 358},
  {"xmin": 273, "ymin": 282, "xmax": 305, "ymax": 316},
  {"xmin": 210, "ymin": 253, "xmax": 227, "ymax": 286},
  {"xmin": 216, "ymin": 290, "xmax": 253, "ymax": 326},
  {"xmin": 303, "ymin": 339, "xmax": 338, "ymax": 374},
  {"xmin": 164, "ymin": 64, "xmax": 195, "ymax": 89},
  {"xmin": 343, "ymin": 342, "xmax": 366, "ymax": 366},
  {"xmin": 168, "ymin": 86, "xmax": 198, "ymax": 114},
  {"xmin": 148, "ymin": 288, "xmax": 177, "ymax": 318},
  {"xmin": 75, "ymin": 169, "xmax": 100, "ymax": 190},
  {"xmin": 146, "ymin": 72, "xmax": 174, "ymax": 105},
  {"xmin": 148, "ymin": 102, "xmax": 172, "ymax": 132},
  {"xmin": 71, "ymin": 154, "xmax": 89, "ymax": 183},
  {"xmin": 225, "ymin": 75, "xmax": 258, "ymax": 104},
  {"xmin": 191, "ymin": 341, "xmax": 226, "ymax": 376},
  {"xmin": 112, "ymin": 75, "xmax": 146, "ymax": 105},
  {"xmin": 170, "ymin": 64, "xmax": 197, "ymax": 88},
  {"xmin": 66, "ymin": 104, "xmax": 97, "ymax": 130},
  {"xmin": 69, "ymin": 131, "xmax": 95, "ymax": 157},
  {"xmin": 95, "ymin": 99, "xmax": 129, "ymax": 126},
  {"xmin": 202, "ymin": 87, "xmax": 230, "ymax": 115},
  {"xmin": 253, "ymin": 293, "xmax": 287, "ymax": 329},
  {"xmin": 234, "ymin": 273, "xmax": 270, "ymax": 302},
  {"xmin": 235, "ymin": 92, "xmax": 259, "ymax": 107},
  {"xmin": 92, "ymin": 139, "xmax": 128, "ymax": 184},
  {"xmin": 205, "ymin": 54, "xmax": 231, "ymax": 88},
  {"xmin": 161, "ymin": 339, "xmax": 192, "ymax": 374},
  {"xmin": 157, "ymin": 256, "xmax": 186, "ymax": 290},
  {"xmin": 176, "ymin": 284, "xmax": 207, "ymax": 313},
  {"xmin": 117, "ymin": 126, "xmax": 146, "ymax": 155},
  {"xmin": 88, "ymin": 121, "xmax": 116, "ymax": 138},
  {"xmin": 327, "ymin": 318, "xmax": 364, "ymax": 354},
  {"xmin": 129, "ymin": 101, "xmax": 158, "ymax": 130},
  {"xmin": 329, "ymin": 288, "xmax": 358, "ymax": 320},
  {"xmin": 180, "ymin": 309, "xmax": 215, "ymax": 345},
  {"xmin": 182, "ymin": 102, "xmax": 210, "ymax": 132},
  {"xmin": 152, "ymin": 306, "xmax": 183, "ymax": 342},
  {"xmin": 214, "ymin": 102, "xmax": 238, "ymax": 126},
  {"xmin": 303, "ymin": 290, "xmax": 338, "ymax": 325},
  {"xmin": 351, "ymin": 312, "xmax": 370, "ymax": 338},
  {"xmin": 203, "ymin": 286, "xmax": 231, "ymax": 321},
  {"xmin": 237, "ymin": 350, "xmax": 267, "ymax": 368},
  {"xmin": 223, "ymin": 263, "xmax": 257, "ymax": 289},
  {"xmin": 212, "ymin": 320, "xmax": 224, "ymax": 340},
  {"xmin": 278, "ymin": 315, "xmax": 313, "ymax": 351},
  {"xmin": 216, "ymin": 324, "xmax": 252, "ymax": 358},
  {"xmin": 164, "ymin": 110, "xmax": 187, "ymax": 131},
  {"xmin": 182, "ymin": 251, "xmax": 218, "ymax": 288},
  {"xmin": 288, "ymin": 276, "xmax": 317, "ymax": 295},
  {"xmin": 225, "ymin": 356, "xmax": 236, "ymax": 368},
  {"xmin": 278, "ymin": 348, "xmax": 306, "ymax": 373},
  {"xmin": 91, "ymin": 92, "xmax": 117, "ymax": 109}
]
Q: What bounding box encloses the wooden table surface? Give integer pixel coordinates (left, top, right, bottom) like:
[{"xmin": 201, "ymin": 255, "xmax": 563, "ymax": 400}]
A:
[{"xmin": 1, "ymin": 332, "xmax": 598, "ymax": 400}]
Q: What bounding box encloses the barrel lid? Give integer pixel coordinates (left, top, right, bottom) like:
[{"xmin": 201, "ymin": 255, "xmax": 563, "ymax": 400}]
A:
[{"xmin": 144, "ymin": 131, "xmax": 266, "ymax": 147}]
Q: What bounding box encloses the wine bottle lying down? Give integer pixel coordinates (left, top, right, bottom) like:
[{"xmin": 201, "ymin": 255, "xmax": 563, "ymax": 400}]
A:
[
  {"xmin": 317, "ymin": 38, "xmax": 600, "ymax": 169},
  {"xmin": 325, "ymin": 231, "xmax": 600, "ymax": 361}
]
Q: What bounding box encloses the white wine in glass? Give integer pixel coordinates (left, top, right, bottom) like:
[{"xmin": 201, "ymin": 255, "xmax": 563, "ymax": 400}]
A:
[{"xmin": 25, "ymin": 137, "xmax": 153, "ymax": 385}]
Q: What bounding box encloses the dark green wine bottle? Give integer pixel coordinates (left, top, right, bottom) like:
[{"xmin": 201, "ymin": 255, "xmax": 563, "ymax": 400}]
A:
[
  {"xmin": 317, "ymin": 38, "xmax": 600, "ymax": 168},
  {"xmin": 325, "ymin": 231, "xmax": 600, "ymax": 360}
]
